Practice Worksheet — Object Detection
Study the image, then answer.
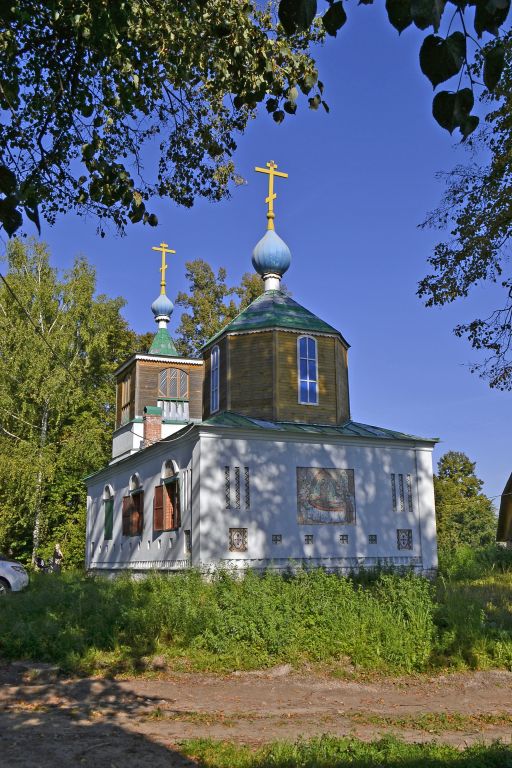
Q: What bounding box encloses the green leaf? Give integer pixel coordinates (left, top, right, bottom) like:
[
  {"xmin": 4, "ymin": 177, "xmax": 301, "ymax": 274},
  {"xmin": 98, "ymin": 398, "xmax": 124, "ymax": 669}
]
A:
[
  {"xmin": 453, "ymin": 87, "xmax": 474, "ymax": 123},
  {"xmin": 24, "ymin": 204, "xmax": 41, "ymax": 235},
  {"xmin": 0, "ymin": 165, "xmax": 17, "ymax": 195},
  {"xmin": 322, "ymin": 100, "xmax": 330, "ymax": 113},
  {"xmin": 483, "ymin": 43, "xmax": 505, "ymax": 91},
  {"xmin": 419, "ymin": 33, "xmax": 466, "ymax": 88},
  {"xmin": 308, "ymin": 94, "xmax": 321, "ymax": 110},
  {"xmin": 432, "ymin": 90, "xmax": 457, "ymax": 132},
  {"xmin": 283, "ymin": 100, "xmax": 297, "ymax": 115},
  {"xmin": 299, "ymin": 71, "xmax": 318, "ymax": 95},
  {"xmin": 474, "ymin": 0, "xmax": 510, "ymax": 36},
  {"xmin": 432, "ymin": 88, "xmax": 474, "ymax": 134},
  {"xmin": 147, "ymin": 213, "xmax": 158, "ymax": 226},
  {"xmin": 460, "ymin": 114, "xmax": 479, "ymax": 138},
  {"xmin": 322, "ymin": 2, "xmax": 347, "ymax": 36},
  {"xmin": 287, "ymin": 86, "xmax": 299, "ymax": 103},
  {"xmin": 266, "ymin": 97, "xmax": 279, "ymax": 113},
  {"xmin": 0, "ymin": 198, "xmax": 23, "ymax": 236},
  {"xmin": 386, "ymin": 0, "xmax": 412, "ymax": 31},
  {"xmin": 411, "ymin": 0, "xmax": 446, "ymax": 30},
  {"xmin": 272, "ymin": 110, "xmax": 285, "ymax": 123},
  {"xmin": 278, "ymin": 0, "xmax": 317, "ymax": 34}
]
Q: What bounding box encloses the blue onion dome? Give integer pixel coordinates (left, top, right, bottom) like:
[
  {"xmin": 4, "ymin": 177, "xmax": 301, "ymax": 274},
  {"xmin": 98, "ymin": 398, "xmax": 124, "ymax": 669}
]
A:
[
  {"xmin": 252, "ymin": 229, "xmax": 291, "ymax": 277},
  {"xmin": 151, "ymin": 293, "xmax": 174, "ymax": 319}
]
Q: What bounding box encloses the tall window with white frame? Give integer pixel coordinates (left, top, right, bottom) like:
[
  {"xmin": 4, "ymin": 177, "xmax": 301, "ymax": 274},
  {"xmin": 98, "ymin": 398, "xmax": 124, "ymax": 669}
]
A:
[
  {"xmin": 298, "ymin": 336, "xmax": 318, "ymax": 405},
  {"xmin": 211, "ymin": 345, "xmax": 220, "ymax": 413}
]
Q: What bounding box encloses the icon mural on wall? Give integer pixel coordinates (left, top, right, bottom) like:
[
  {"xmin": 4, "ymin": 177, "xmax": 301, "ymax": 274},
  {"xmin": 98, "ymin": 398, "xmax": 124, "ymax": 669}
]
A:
[{"xmin": 296, "ymin": 467, "xmax": 356, "ymax": 524}]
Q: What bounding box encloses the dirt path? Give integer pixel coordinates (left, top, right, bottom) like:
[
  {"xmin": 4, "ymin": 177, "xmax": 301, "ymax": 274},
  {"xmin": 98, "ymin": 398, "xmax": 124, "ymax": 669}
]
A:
[{"xmin": 1, "ymin": 664, "xmax": 511, "ymax": 767}]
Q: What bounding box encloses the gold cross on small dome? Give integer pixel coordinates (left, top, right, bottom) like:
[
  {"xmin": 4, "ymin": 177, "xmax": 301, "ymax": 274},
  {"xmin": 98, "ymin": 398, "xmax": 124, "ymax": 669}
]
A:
[
  {"xmin": 151, "ymin": 242, "xmax": 176, "ymax": 294},
  {"xmin": 255, "ymin": 160, "xmax": 288, "ymax": 230}
]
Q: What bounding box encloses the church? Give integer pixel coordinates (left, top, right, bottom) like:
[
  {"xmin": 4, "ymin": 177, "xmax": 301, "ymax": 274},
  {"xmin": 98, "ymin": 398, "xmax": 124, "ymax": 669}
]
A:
[{"xmin": 85, "ymin": 162, "xmax": 438, "ymax": 575}]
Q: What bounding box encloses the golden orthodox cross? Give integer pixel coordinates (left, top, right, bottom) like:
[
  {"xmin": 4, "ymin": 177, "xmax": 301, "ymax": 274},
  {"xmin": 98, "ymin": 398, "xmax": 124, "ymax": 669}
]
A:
[
  {"xmin": 151, "ymin": 242, "xmax": 176, "ymax": 294},
  {"xmin": 255, "ymin": 160, "xmax": 288, "ymax": 230}
]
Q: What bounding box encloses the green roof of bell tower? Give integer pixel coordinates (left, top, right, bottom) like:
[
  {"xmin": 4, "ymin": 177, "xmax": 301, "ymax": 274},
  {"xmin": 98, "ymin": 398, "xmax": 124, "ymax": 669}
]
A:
[{"xmin": 148, "ymin": 327, "xmax": 178, "ymax": 356}]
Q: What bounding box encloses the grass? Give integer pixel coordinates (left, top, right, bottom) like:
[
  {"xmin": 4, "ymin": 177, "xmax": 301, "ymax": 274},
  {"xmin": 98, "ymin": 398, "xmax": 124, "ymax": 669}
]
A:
[
  {"xmin": 179, "ymin": 735, "xmax": 512, "ymax": 767},
  {"xmin": 0, "ymin": 549, "xmax": 511, "ymax": 676},
  {"xmin": 346, "ymin": 711, "xmax": 512, "ymax": 734}
]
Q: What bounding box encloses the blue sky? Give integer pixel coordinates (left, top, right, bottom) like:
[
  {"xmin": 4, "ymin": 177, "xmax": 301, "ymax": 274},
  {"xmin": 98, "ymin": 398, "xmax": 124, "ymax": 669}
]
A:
[{"xmin": 18, "ymin": 6, "xmax": 510, "ymax": 501}]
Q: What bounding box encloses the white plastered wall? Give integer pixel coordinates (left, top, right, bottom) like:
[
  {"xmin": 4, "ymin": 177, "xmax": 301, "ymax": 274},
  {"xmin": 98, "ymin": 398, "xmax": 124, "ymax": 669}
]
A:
[{"xmin": 196, "ymin": 429, "xmax": 438, "ymax": 573}]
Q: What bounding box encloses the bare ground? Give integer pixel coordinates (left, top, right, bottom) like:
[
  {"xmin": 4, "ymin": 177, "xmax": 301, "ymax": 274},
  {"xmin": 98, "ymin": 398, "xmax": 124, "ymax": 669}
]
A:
[{"xmin": 1, "ymin": 663, "xmax": 511, "ymax": 767}]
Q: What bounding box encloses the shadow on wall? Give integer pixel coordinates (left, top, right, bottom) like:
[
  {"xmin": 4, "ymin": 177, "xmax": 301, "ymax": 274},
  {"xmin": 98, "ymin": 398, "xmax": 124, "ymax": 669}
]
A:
[
  {"xmin": 0, "ymin": 668, "xmax": 196, "ymax": 768},
  {"xmin": 197, "ymin": 434, "xmax": 436, "ymax": 570}
]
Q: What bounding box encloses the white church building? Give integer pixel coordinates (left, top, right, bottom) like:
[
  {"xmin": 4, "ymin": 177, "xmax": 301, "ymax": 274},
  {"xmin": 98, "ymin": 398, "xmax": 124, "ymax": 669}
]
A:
[{"xmin": 85, "ymin": 162, "xmax": 438, "ymax": 575}]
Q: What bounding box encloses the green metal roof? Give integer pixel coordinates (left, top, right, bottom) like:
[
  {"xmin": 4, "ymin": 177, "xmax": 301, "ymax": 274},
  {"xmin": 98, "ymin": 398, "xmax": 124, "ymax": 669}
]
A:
[
  {"xmin": 202, "ymin": 411, "xmax": 438, "ymax": 443},
  {"xmin": 202, "ymin": 290, "xmax": 347, "ymax": 349},
  {"xmin": 149, "ymin": 328, "xmax": 178, "ymax": 356}
]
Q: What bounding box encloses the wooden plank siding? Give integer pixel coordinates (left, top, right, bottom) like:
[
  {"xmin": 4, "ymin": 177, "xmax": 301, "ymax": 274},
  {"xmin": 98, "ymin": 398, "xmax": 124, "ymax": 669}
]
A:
[
  {"xmin": 229, "ymin": 332, "xmax": 274, "ymax": 420},
  {"xmin": 275, "ymin": 332, "xmax": 349, "ymax": 425},
  {"xmin": 115, "ymin": 359, "xmax": 203, "ymax": 427},
  {"xmin": 115, "ymin": 362, "xmax": 136, "ymax": 428}
]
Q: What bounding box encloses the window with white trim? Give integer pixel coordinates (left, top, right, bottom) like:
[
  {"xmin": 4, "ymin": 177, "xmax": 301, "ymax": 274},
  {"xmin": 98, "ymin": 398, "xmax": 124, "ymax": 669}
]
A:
[
  {"xmin": 298, "ymin": 336, "xmax": 318, "ymax": 405},
  {"xmin": 103, "ymin": 485, "xmax": 114, "ymax": 541},
  {"xmin": 158, "ymin": 367, "xmax": 189, "ymax": 421},
  {"xmin": 211, "ymin": 345, "xmax": 220, "ymax": 413}
]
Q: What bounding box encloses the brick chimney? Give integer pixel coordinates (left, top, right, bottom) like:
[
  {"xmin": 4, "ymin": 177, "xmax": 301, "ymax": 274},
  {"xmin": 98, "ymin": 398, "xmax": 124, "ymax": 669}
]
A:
[{"xmin": 143, "ymin": 406, "xmax": 162, "ymax": 448}]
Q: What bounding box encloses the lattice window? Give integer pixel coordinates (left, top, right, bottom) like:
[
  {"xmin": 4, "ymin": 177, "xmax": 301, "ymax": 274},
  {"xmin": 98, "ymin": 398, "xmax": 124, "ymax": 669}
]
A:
[
  {"xmin": 272, "ymin": 534, "xmax": 282, "ymax": 544},
  {"xmin": 397, "ymin": 528, "xmax": 413, "ymax": 550},
  {"xmin": 304, "ymin": 534, "xmax": 314, "ymax": 544},
  {"xmin": 224, "ymin": 466, "xmax": 231, "ymax": 509},
  {"xmin": 368, "ymin": 534, "xmax": 377, "ymax": 544},
  {"xmin": 298, "ymin": 336, "xmax": 318, "ymax": 405},
  {"xmin": 244, "ymin": 467, "xmax": 250, "ymax": 509},
  {"xmin": 234, "ymin": 467, "xmax": 241, "ymax": 509},
  {"xmin": 407, "ymin": 474, "xmax": 414, "ymax": 514},
  {"xmin": 398, "ymin": 474, "xmax": 405, "ymax": 513},
  {"xmin": 158, "ymin": 367, "xmax": 188, "ymax": 399},
  {"xmin": 339, "ymin": 534, "xmax": 349, "ymax": 544},
  {"xmin": 391, "ymin": 473, "xmax": 397, "ymax": 512},
  {"xmin": 229, "ymin": 528, "xmax": 247, "ymax": 552}
]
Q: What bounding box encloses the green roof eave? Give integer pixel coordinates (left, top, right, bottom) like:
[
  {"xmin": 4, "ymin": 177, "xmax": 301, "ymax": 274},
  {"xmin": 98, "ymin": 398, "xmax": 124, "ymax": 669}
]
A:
[
  {"xmin": 201, "ymin": 411, "xmax": 439, "ymax": 443},
  {"xmin": 201, "ymin": 290, "xmax": 348, "ymax": 350}
]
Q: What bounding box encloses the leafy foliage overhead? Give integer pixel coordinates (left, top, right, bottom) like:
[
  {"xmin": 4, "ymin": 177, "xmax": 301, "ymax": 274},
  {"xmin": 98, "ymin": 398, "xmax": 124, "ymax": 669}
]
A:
[
  {"xmin": 419, "ymin": 35, "xmax": 512, "ymax": 390},
  {"xmin": 1, "ymin": 0, "xmax": 509, "ymax": 238},
  {"xmin": 0, "ymin": 1, "xmax": 321, "ymax": 237},
  {"xmin": 278, "ymin": 0, "xmax": 509, "ymax": 137}
]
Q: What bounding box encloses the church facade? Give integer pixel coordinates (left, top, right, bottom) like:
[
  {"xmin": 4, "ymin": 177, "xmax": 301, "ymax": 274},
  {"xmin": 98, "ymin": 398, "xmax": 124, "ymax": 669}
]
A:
[{"xmin": 85, "ymin": 162, "xmax": 438, "ymax": 575}]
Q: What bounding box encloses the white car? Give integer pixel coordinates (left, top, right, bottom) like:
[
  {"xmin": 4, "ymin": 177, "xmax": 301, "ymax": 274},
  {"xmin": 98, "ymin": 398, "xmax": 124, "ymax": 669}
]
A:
[{"xmin": 0, "ymin": 555, "xmax": 29, "ymax": 594}]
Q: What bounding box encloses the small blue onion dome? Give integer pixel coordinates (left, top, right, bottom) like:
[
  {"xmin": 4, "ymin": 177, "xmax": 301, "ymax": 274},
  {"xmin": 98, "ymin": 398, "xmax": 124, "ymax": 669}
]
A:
[
  {"xmin": 151, "ymin": 293, "xmax": 174, "ymax": 319},
  {"xmin": 252, "ymin": 229, "xmax": 291, "ymax": 277}
]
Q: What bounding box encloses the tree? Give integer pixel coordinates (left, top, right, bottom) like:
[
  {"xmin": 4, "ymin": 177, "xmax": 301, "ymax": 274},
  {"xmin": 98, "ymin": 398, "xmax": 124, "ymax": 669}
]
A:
[
  {"xmin": 419, "ymin": 34, "xmax": 512, "ymax": 390},
  {"xmin": 174, "ymin": 259, "xmax": 266, "ymax": 356},
  {"xmin": 0, "ymin": 1, "xmax": 320, "ymax": 236},
  {"xmin": 0, "ymin": 239, "xmax": 136, "ymax": 566},
  {"xmin": 1, "ymin": 1, "xmax": 508, "ymax": 238},
  {"xmin": 434, "ymin": 451, "xmax": 497, "ymax": 550},
  {"xmin": 278, "ymin": 0, "xmax": 509, "ymax": 138}
]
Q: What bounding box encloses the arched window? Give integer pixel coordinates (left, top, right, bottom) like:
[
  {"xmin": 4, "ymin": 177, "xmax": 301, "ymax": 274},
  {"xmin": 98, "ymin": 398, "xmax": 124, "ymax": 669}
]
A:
[
  {"xmin": 159, "ymin": 367, "xmax": 188, "ymax": 398},
  {"xmin": 158, "ymin": 367, "xmax": 189, "ymax": 421},
  {"xmin": 210, "ymin": 345, "xmax": 220, "ymax": 413},
  {"xmin": 103, "ymin": 485, "xmax": 114, "ymax": 541},
  {"xmin": 298, "ymin": 336, "xmax": 318, "ymax": 405},
  {"xmin": 154, "ymin": 460, "xmax": 181, "ymax": 532}
]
